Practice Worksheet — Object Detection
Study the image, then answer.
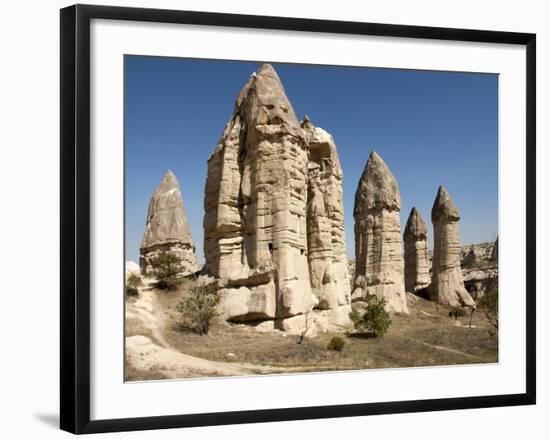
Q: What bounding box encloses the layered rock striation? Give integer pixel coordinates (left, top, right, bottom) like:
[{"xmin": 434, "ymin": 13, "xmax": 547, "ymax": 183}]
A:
[
  {"xmin": 140, "ymin": 171, "xmax": 199, "ymax": 276},
  {"xmin": 352, "ymin": 151, "xmax": 408, "ymax": 314},
  {"xmin": 429, "ymin": 186, "xmax": 475, "ymax": 308},
  {"xmin": 403, "ymin": 207, "xmax": 430, "ymax": 293},
  {"xmin": 302, "ymin": 117, "xmax": 351, "ymax": 310},
  {"xmin": 204, "ymin": 64, "xmax": 350, "ymax": 329}
]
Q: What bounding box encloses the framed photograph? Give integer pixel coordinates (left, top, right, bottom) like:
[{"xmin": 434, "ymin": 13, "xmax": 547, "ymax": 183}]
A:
[{"xmin": 60, "ymin": 4, "xmax": 536, "ymax": 434}]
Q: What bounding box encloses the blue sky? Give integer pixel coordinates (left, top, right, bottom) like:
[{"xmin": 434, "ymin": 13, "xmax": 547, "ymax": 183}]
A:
[{"xmin": 125, "ymin": 56, "xmax": 498, "ymax": 264}]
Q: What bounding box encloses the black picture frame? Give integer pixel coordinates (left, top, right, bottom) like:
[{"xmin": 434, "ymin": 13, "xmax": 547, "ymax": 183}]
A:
[{"xmin": 60, "ymin": 4, "xmax": 536, "ymax": 434}]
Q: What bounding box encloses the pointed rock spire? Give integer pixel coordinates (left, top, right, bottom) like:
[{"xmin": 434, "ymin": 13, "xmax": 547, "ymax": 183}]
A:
[
  {"xmin": 403, "ymin": 207, "xmax": 430, "ymax": 293},
  {"xmin": 352, "ymin": 151, "xmax": 408, "ymax": 314},
  {"xmin": 431, "ymin": 185, "xmax": 460, "ymax": 222},
  {"xmin": 354, "ymin": 151, "xmax": 401, "ymax": 217},
  {"xmin": 429, "ymin": 186, "xmax": 475, "ymax": 308},
  {"xmin": 140, "ymin": 170, "xmax": 199, "ymax": 276},
  {"xmin": 204, "ymin": 63, "xmax": 317, "ymax": 326},
  {"xmin": 404, "ymin": 207, "xmax": 428, "ymax": 240}
]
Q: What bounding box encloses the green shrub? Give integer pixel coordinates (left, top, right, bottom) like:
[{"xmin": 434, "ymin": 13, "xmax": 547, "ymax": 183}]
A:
[
  {"xmin": 149, "ymin": 251, "xmax": 182, "ymax": 290},
  {"xmin": 126, "ymin": 272, "xmax": 141, "ymax": 296},
  {"xmin": 349, "ymin": 296, "xmax": 392, "ymax": 338},
  {"xmin": 327, "ymin": 336, "xmax": 346, "ymax": 352},
  {"xmin": 176, "ymin": 276, "xmax": 219, "ymax": 336}
]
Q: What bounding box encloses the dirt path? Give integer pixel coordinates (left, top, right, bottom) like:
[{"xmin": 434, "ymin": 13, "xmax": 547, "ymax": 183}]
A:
[
  {"xmin": 420, "ymin": 342, "xmax": 480, "ymax": 359},
  {"xmin": 126, "ymin": 285, "xmax": 301, "ymax": 379}
]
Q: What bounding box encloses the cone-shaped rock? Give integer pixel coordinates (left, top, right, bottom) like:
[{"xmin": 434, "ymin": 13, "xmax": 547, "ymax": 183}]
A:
[
  {"xmin": 404, "ymin": 207, "xmax": 430, "ymax": 292},
  {"xmin": 140, "ymin": 171, "xmax": 199, "ymax": 276},
  {"xmin": 204, "ymin": 64, "xmax": 317, "ymax": 325},
  {"xmin": 429, "ymin": 186, "xmax": 475, "ymax": 307},
  {"xmin": 302, "ymin": 117, "xmax": 351, "ymax": 311},
  {"xmin": 352, "ymin": 151, "xmax": 408, "ymax": 314}
]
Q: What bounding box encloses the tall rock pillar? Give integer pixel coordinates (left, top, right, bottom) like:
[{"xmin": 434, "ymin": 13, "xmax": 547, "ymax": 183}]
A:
[
  {"xmin": 403, "ymin": 207, "xmax": 430, "ymax": 293},
  {"xmin": 429, "ymin": 186, "xmax": 475, "ymax": 308},
  {"xmin": 140, "ymin": 170, "xmax": 199, "ymax": 276},
  {"xmin": 204, "ymin": 64, "xmax": 316, "ymax": 323},
  {"xmin": 352, "ymin": 151, "xmax": 408, "ymax": 314},
  {"xmin": 302, "ymin": 117, "xmax": 351, "ymax": 311}
]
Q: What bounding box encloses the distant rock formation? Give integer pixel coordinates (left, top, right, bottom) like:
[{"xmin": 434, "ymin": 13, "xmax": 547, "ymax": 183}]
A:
[
  {"xmin": 351, "ymin": 151, "xmax": 408, "ymax": 314},
  {"xmin": 204, "ymin": 64, "xmax": 350, "ymax": 330},
  {"xmin": 140, "ymin": 171, "xmax": 199, "ymax": 276},
  {"xmin": 302, "ymin": 116, "xmax": 351, "ymax": 310},
  {"xmin": 403, "ymin": 207, "xmax": 430, "ymax": 293},
  {"xmin": 461, "ymin": 239, "xmax": 499, "ymax": 300},
  {"xmin": 462, "ymin": 245, "xmax": 485, "ymax": 267},
  {"xmin": 429, "ymin": 186, "xmax": 475, "ymax": 308}
]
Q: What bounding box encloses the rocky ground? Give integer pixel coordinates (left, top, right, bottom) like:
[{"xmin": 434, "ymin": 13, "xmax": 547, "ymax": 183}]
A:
[{"xmin": 125, "ymin": 279, "xmax": 498, "ymax": 381}]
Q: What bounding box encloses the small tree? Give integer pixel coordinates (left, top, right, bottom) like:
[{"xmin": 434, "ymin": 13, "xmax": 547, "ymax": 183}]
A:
[
  {"xmin": 150, "ymin": 251, "xmax": 182, "ymax": 290},
  {"xmin": 177, "ymin": 276, "xmax": 219, "ymax": 336},
  {"xmin": 126, "ymin": 272, "xmax": 141, "ymax": 296},
  {"xmin": 349, "ymin": 296, "xmax": 392, "ymax": 338},
  {"xmin": 479, "ymin": 288, "xmax": 498, "ymax": 333}
]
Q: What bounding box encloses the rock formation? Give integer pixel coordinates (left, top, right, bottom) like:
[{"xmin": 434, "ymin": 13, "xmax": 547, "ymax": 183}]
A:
[
  {"xmin": 204, "ymin": 64, "xmax": 350, "ymax": 330},
  {"xmin": 460, "ymin": 239, "xmax": 499, "ymax": 300},
  {"xmin": 351, "ymin": 151, "xmax": 408, "ymax": 314},
  {"xmin": 140, "ymin": 171, "xmax": 199, "ymax": 276},
  {"xmin": 302, "ymin": 116, "xmax": 351, "ymax": 310},
  {"xmin": 462, "ymin": 245, "xmax": 485, "ymax": 267},
  {"xmin": 429, "ymin": 186, "xmax": 475, "ymax": 308},
  {"xmin": 403, "ymin": 207, "xmax": 430, "ymax": 293}
]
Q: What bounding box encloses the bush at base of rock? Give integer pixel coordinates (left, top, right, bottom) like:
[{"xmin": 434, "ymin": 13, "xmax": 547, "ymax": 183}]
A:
[
  {"xmin": 150, "ymin": 251, "xmax": 183, "ymax": 290},
  {"xmin": 349, "ymin": 296, "xmax": 392, "ymax": 338},
  {"xmin": 126, "ymin": 272, "xmax": 142, "ymax": 296},
  {"xmin": 176, "ymin": 276, "xmax": 219, "ymax": 336},
  {"xmin": 327, "ymin": 336, "xmax": 346, "ymax": 352}
]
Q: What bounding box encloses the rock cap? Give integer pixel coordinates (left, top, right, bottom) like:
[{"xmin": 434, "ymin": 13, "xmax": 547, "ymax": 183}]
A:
[
  {"xmin": 431, "ymin": 185, "xmax": 460, "ymax": 222},
  {"xmin": 354, "ymin": 150, "xmax": 401, "ymax": 216},
  {"xmin": 404, "ymin": 207, "xmax": 428, "ymax": 240},
  {"xmin": 141, "ymin": 170, "xmax": 194, "ymax": 250}
]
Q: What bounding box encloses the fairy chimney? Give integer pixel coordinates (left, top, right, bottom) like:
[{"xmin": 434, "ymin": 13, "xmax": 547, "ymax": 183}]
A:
[
  {"xmin": 403, "ymin": 207, "xmax": 430, "ymax": 293},
  {"xmin": 140, "ymin": 170, "xmax": 199, "ymax": 276},
  {"xmin": 204, "ymin": 64, "xmax": 351, "ymax": 330},
  {"xmin": 302, "ymin": 116, "xmax": 351, "ymax": 310},
  {"xmin": 429, "ymin": 186, "xmax": 475, "ymax": 308},
  {"xmin": 204, "ymin": 63, "xmax": 316, "ymax": 324},
  {"xmin": 351, "ymin": 151, "xmax": 408, "ymax": 314}
]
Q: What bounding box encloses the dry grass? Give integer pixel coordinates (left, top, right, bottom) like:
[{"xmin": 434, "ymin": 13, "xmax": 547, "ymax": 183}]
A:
[{"xmin": 145, "ymin": 288, "xmax": 498, "ymax": 376}]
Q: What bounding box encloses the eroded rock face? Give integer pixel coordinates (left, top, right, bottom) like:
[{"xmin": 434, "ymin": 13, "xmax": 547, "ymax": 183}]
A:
[
  {"xmin": 204, "ymin": 64, "xmax": 350, "ymax": 329},
  {"xmin": 352, "ymin": 151, "xmax": 408, "ymax": 314},
  {"xmin": 140, "ymin": 171, "xmax": 199, "ymax": 276},
  {"xmin": 403, "ymin": 207, "xmax": 430, "ymax": 293},
  {"xmin": 460, "ymin": 239, "xmax": 499, "ymax": 299},
  {"xmin": 204, "ymin": 64, "xmax": 314, "ymax": 323},
  {"xmin": 429, "ymin": 186, "xmax": 475, "ymax": 308},
  {"xmin": 302, "ymin": 117, "xmax": 351, "ymax": 310}
]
